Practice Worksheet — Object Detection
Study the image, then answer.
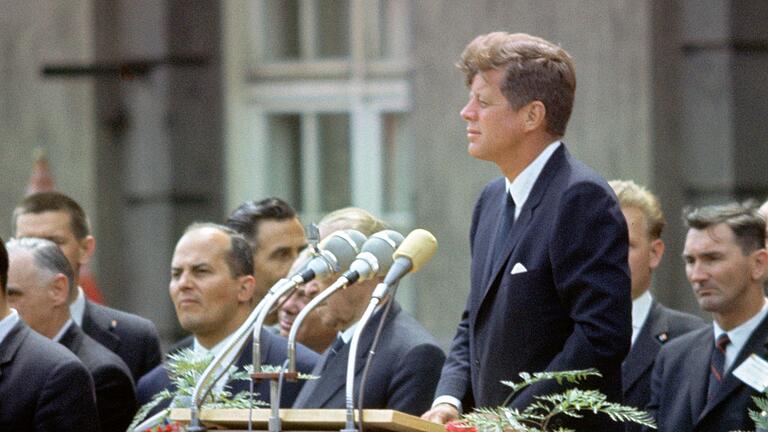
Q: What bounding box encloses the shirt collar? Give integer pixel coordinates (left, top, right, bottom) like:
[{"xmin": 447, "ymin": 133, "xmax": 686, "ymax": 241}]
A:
[
  {"xmin": 505, "ymin": 141, "xmax": 561, "ymax": 219},
  {"xmin": 52, "ymin": 319, "xmax": 74, "ymax": 343},
  {"xmin": 339, "ymin": 322, "xmax": 358, "ymax": 344},
  {"xmin": 713, "ymin": 297, "xmax": 768, "ymax": 370},
  {"xmin": 631, "ymin": 291, "xmax": 653, "ymax": 345},
  {"xmin": 0, "ymin": 309, "xmax": 20, "ymax": 346},
  {"xmin": 70, "ymin": 287, "xmax": 86, "ymax": 326},
  {"xmin": 193, "ymin": 330, "xmax": 240, "ymax": 357}
]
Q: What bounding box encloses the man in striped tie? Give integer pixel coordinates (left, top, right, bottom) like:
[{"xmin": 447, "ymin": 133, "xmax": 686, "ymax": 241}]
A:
[{"xmin": 646, "ymin": 202, "xmax": 768, "ymax": 431}]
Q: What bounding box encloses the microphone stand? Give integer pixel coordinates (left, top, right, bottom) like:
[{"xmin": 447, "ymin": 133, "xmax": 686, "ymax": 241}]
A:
[
  {"xmin": 287, "ymin": 276, "xmax": 351, "ymax": 373},
  {"xmin": 342, "ymin": 282, "xmax": 394, "ymax": 432},
  {"xmin": 250, "ymin": 275, "xmax": 307, "ymax": 432}
]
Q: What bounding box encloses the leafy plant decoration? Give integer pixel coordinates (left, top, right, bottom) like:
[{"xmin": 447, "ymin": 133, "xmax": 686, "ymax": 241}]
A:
[{"xmin": 458, "ymin": 368, "xmax": 656, "ymax": 432}]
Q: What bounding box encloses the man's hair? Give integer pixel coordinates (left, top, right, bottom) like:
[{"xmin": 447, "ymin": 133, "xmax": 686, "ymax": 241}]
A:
[
  {"xmin": 458, "ymin": 32, "xmax": 576, "ymax": 136},
  {"xmin": 5, "ymin": 237, "xmax": 77, "ymax": 303},
  {"xmin": 609, "ymin": 180, "xmax": 666, "ymax": 240},
  {"xmin": 14, "ymin": 191, "xmax": 90, "ymax": 239},
  {"xmin": 0, "ymin": 235, "xmax": 7, "ymax": 291},
  {"xmin": 184, "ymin": 223, "xmax": 254, "ymax": 278},
  {"xmin": 319, "ymin": 207, "xmax": 387, "ymax": 238},
  {"xmin": 226, "ymin": 197, "xmax": 298, "ymax": 251},
  {"xmin": 684, "ymin": 202, "xmax": 766, "ymax": 254}
]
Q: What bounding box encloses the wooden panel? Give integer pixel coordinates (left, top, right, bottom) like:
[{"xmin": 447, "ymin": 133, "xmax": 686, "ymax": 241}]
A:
[{"xmin": 169, "ymin": 408, "xmax": 445, "ymax": 432}]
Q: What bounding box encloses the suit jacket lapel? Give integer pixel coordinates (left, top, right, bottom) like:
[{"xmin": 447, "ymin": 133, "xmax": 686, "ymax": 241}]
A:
[
  {"xmin": 479, "ymin": 146, "xmax": 565, "ymax": 306},
  {"xmin": 622, "ymin": 301, "xmax": 667, "ymax": 391},
  {"xmin": 688, "ymin": 330, "xmax": 713, "ymax": 425},
  {"xmin": 699, "ymin": 313, "xmax": 768, "ymax": 421},
  {"xmin": 81, "ymin": 300, "xmax": 120, "ymax": 352}
]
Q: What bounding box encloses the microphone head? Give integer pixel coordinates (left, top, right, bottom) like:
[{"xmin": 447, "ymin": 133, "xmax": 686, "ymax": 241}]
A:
[
  {"xmin": 360, "ymin": 230, "xmax": 405, "ymax": 276},
  {"xmin": 393, "ymin": 229, "xmax": 438, "ymax": 273},
  {"xmin": 318, "ymin": 229, "xmax": 367, "ymax": 271}
]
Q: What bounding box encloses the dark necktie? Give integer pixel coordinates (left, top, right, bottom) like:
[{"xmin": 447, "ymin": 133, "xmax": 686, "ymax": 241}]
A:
[
  {"xmin": 321, "ymin": 335, "xmax": 346, "ymax": 372},
  {"xmin": 707, "ymin": 333, "xmax": 730, "ymax": 400},
  {"xmin": 491, "ymin": 192, "xmax": 516, "ymax": 268}
]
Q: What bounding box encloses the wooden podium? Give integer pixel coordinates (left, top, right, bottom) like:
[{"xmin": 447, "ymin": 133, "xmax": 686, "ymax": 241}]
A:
[{"xmin": 169, "ymin": 408, "xmax": 444, "ymax": 432}]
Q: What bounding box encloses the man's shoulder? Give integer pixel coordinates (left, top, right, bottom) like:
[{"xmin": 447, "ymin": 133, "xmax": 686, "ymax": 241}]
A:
[
  {"xmin": 381, "ymin": 304, "xmax": 443, "ymax": 356},
  {"xmin": 653, "ymin": 301, "xmax": 707, "ymax": 336},
  {"xmin": 658, "ymin": 324, "xmax": 710, "ymax": 358},
  {"xmin": 86, "ymin": 300, "xmax": 157, "ymax": 335},
  {"xmin": 15, "ymin": 323, "xmax": 83, "ymax": 370}
]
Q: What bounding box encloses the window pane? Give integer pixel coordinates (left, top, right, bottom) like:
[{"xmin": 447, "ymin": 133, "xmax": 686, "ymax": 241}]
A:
[
  {"xmin": 317, "ymin": 0, "xmax": 349, "ymax": 58},
  {"xmin": 368, "ymin": 0, "xmax": 409, "ymax": 60},
  {"xmin": 263, "ymin": 0, "xmax": 300, "ymax": 60},
  {"xmin": 267, "ymin": 114, "xmax": 302, "ymax": 209},
  {"xmin": 318, "ymin": 113, "xmax": 350, "ymax": 211},
  {"xmin": 382, "ymin": 113, "xmax": 410, "ymax": 213}
]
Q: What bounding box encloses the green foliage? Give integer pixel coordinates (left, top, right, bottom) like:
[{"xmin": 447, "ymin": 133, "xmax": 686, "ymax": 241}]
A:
[
  {"xmin": 128, "ymin": 348, "xmax": 270, "ymax": 431},
  {"xmin": 460, "ymin": 369, "xmax": 656, "ymax": 432},
  {"xmin": 750, "ymin": 393, "xmax": 768, "ymax": 429}
]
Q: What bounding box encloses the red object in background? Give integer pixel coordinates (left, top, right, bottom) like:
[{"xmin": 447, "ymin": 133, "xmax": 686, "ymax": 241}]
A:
[
  {"xmin": 79, "ymin": 264, "xmax": 105, "ymax": 304},
  {"xmin": 445, "ymin": 421, "xmax": 477, "ymax": 432},
  {"xmin": 25, "ymin": 149, "xmax": 106, "ymax": 304}
]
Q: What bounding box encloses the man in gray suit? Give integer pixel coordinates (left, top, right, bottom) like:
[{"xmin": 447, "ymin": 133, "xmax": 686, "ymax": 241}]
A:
[
  {"xmin": 609, "ymin": 180, "xmax": 705, "ymax": 431},
  {"xmin": 6, "ymin": 237, "xmax": 137, "ymax": 431},
  {"xmin": 0, "ymin": 235, "xmax": 99, "ymax": 431},
  {"xmin": 292, "ymin": 208, "xmax": 445, "ymax": 416},
  {"xmin": 647, "ymin": 203, "xmax": 768, "ymax": 431}
]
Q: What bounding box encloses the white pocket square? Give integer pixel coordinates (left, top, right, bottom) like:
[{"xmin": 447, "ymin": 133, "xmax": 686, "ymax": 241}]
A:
[{"xmin": 510, "ymin": 263, "xmax": 527, "ymax": 275}]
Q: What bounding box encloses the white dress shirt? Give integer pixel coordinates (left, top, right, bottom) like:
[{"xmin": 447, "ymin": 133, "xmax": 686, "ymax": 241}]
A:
[
  {"xmin": 631, "ymin": 291, "xmax": 653, "ymax": 346},
  {"xmin": 70, "ymin": 287, "xmax": 87, "ymax": 326}
]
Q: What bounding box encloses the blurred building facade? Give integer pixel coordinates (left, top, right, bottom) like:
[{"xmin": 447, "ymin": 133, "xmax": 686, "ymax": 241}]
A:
[{"xmin": 1, "ymin": 0, "xmax": 766, "ymax": 347}]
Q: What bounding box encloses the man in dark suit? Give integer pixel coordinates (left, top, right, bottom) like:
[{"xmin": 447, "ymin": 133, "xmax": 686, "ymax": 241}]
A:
[
  {"xmin": 0, "ymin": 235, "xmax": 100, "ymax": 431},
  {"xmin": 136, "ymin": 223, "xmax": 318, "ymax": 412},
  {"xmin": 422, "ymin": 32, "xmax": 632, "ymax": 431},
  {"xmin": 609, "ymin": 180, "xmax": 705, "ymax": 430},
  {"xmin": 647, "ymin": 203, "xmax": 768, "ymax": 431},
  {"xmin": 292, "ymin": 208, "xmax": 445, "ymax": 415},
  {"xmin": 6, "ymin": 237, "xmax": 137, "ymax": 431},
  {"xmin": 14, "ymin": 191, "xmax": 162, "ymax": 381}
]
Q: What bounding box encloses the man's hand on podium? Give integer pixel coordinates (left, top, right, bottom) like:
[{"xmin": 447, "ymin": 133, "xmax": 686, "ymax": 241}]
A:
[{"xmin": 421, "ymin": 403, "xmax": 459, "ymax": 424}]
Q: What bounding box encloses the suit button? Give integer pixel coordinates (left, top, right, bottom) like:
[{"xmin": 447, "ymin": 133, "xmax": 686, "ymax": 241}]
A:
[{"xmin": 474, "ymin": 359, "xmax": 480, "ymax": 366}]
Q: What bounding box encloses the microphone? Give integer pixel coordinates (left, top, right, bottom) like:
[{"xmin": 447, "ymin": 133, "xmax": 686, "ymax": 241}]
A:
[
  {"xmin": 342, "ymin": 230, "xmax": 405, "ymax": 284},
  {"xmin": 293, "ymin": 229, "xmax": 367, "ymax": 284},
  {"xmin": 252, "ymin": 229, "xmax": 365, "ymax": 374},
  {"xmin": 382, "ymin": 228, "xmax": 438, "ymax": 286}
]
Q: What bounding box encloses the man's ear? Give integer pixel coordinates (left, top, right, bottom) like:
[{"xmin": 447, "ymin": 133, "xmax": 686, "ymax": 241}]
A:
[
  {"xmin": 750, "ymin": 249, "xmax": 768, "ymax": 281},
  {"xmin": 649, "ymin": 238, "xmax": 665, "ymax": 270},
  {"xmin": 49, "ymin": 273, "xmax": 70, "ymax": 307},
  {"xmin": 237, "ymin": 274, "xmax": 257, "ymax": 304},
  {"xmin": 523, "ymin": 100, "xmax": 547, "ymax": 132},
  {"xmin": 78, "ymin": 235, "xmax": 96, "ymax": 266}
]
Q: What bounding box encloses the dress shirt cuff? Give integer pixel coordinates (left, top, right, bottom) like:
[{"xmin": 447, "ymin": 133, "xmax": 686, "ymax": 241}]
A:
[{"xmin": 432, "ymin": 395, "xmax": 462, "ymax": 414}]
